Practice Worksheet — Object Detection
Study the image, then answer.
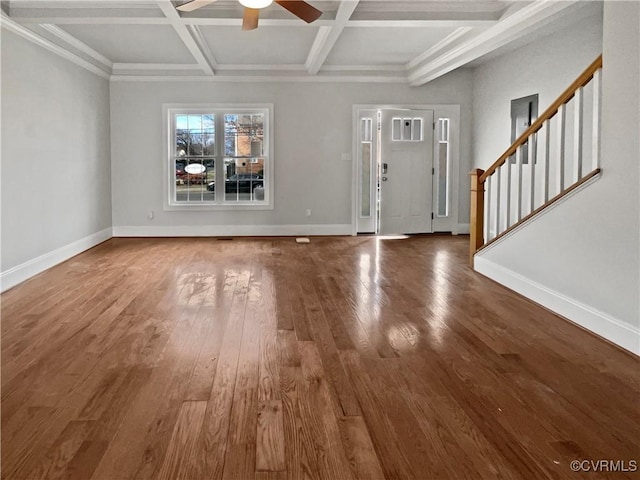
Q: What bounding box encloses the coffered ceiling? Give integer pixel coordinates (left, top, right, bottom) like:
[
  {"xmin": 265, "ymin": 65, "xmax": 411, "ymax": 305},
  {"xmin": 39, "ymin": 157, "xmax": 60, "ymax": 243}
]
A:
[{"xmin": 1, "ymin": 0, "xmax": 601, "ymax": 83}]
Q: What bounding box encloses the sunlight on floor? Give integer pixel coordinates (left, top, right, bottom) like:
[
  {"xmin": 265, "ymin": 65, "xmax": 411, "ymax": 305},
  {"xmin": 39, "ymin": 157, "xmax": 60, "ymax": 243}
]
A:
[{"xmin": 376, "ymin": 235, "xmax": 410, "ymax": 241}]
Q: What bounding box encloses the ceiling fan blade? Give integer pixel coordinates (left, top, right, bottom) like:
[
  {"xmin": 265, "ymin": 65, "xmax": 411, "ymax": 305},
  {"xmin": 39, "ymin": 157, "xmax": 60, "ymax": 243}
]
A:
[
  {"xmin": 176, "ymin": 0, "xmax": 217, "ymax": 13},
  {"xmin": 242, "ymin": 7, "xmax": 260, "ymax": 30},
  {"xmin": 275, "ymin": 0, "xmax": 322, "ymax": 23}
]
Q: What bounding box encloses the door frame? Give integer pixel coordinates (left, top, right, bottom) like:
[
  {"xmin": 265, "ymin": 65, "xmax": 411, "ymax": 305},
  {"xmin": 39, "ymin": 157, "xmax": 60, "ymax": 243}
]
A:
[{"xmin": 351, "ymin": 104, "xmax": 461, "ymax": 236}]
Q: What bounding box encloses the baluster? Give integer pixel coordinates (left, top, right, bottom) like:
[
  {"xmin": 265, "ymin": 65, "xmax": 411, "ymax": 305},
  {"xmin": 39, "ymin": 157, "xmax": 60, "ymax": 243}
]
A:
[
  {"xmin": 505, "ymin": 154, "xmax": 512, "ymax": 228},
  {"xmin": 515, "ymin": 145, "xmax": 523, "ymax": 222},
  {"xmin": 486, "ymin": 174, "xmax": 492, "ymax": 241},
  {"xmin": 543, "ymin": 120, "xmax": 550, "ymax": 202},
  {"xmin": 592, "ymin": 68, "xmax": 601, "ymax": 170},
  {"xmin": 529, "ymin": 132, "xmax": 536, "ymax": 214},
  {"xmin": 557, "ymin": 103, "xmax": 566, "ymax": 192},
  {"xmin": 495, "ymin": 166, "xmax": 501, "ymax": 235},
  {"xmin": 573, "ymin": 86, "xmax": 584, "ymax": 182}
]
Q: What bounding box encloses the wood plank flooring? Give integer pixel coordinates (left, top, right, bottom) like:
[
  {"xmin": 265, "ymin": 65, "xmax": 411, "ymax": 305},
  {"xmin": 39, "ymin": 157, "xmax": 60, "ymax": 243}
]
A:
[{"xmin": 2, "ymin": 235, "xmax": 639, "ymax": 480}]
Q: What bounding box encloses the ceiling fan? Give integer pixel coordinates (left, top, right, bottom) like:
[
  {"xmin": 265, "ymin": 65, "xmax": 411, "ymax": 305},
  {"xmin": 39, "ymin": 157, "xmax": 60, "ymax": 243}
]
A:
[{"xmin": 176, "ymin": 0, "xmax": 323, "ymax": 31}]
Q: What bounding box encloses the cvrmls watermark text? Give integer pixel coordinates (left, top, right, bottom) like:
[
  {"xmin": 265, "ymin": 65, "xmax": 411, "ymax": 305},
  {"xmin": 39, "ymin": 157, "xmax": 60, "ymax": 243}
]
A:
[{"xmin": 570, "ymin": 460, "xmax": 637, "ymax": 473}]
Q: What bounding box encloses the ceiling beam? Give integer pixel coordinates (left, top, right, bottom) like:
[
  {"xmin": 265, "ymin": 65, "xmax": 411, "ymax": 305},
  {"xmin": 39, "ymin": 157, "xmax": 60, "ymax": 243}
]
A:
[
  {"xmin": 215, "ymin": 64, "xmax": 307, "ymax": 71},
  {"xmin": 187, "ymin": 24, "xmax": 217, "ymax": 68},
  {"xmin": 345, "ymin": 19, "xmax": 496, "ymax": 28},
  {"xmin": 39, "ymin": 23, "xmax": 113, "ymax": 69},
  {"xmin": 8, "ymin": 6, "xmax": 167, "ymax": 21},
  {"xmin": 112, "ymin": 63, "xmax": 203, "ymax": 71},
  {"xmin": 405, "ymin": 26, "xmax": 473, "ymax": 71},
  {"xmin": 10, "ymin": 16, "xmax": 170, "ymax": 24},
  {"xmin": 0, "ymin": 11, "xmax": 111, "ymax": 79},
  {"xmin": 408, "ymin": 1, "xmax": 583, "ymax": 86},
  {"xmin": 155, "ymin": 0, "xmax": 214, "ymax": 75},
  {"xmin": 305, "ymin": 0, "xmax": 359, "ymax": 75},
  {"xmin": 348, "ymin": 10, "xmax": 501, "ymax": 23}
]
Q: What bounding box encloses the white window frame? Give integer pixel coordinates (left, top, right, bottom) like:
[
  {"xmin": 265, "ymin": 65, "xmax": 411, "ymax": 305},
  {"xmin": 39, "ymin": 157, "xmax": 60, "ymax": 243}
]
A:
[{"xmin": 163, "ymin": 103, "xmax": 274, "ymax": 211}]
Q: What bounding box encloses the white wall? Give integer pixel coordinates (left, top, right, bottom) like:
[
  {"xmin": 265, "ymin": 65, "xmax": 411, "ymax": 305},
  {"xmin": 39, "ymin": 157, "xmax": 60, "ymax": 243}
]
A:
[
  {"xmin": 110, "ymin": 71, "xmax": 473, "ymax": 235},
  {"xmin": 1, "ymin": 30, "xmax": 112, "ymax": 290},
  {"xmin": 474, "ymin": 4, "xmax": 640, "ymax": 354}
]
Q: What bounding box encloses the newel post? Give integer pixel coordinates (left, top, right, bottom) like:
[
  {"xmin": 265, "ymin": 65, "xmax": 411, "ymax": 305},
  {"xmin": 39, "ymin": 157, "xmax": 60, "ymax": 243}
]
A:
[{"xmin": 469, "ymin": 169, "xmax": 485, "ymax": 267}]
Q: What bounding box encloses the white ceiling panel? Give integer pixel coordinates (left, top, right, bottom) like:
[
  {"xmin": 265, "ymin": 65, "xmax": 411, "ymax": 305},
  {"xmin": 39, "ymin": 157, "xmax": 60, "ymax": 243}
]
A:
[
  {"xmin": 60, "ymin": 24, "xmax": 194, "ymax": 63},
  {"xmin": 199, "ymin": 26, "xmax": 317, "ymax": 65},
  {"xmin": 325, "ymin": 26, "xmax": 458, "ymax": 66}
]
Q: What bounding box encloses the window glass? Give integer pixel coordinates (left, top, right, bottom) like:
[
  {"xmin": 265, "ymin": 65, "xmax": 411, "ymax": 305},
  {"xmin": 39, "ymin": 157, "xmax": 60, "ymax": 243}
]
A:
[
  {"xmin": 437, "ymin": 118, "xmax": 450, "ymax": 217},
  {"xmin": 224, "ymin": 114, "xmax": 264, "ymax": 157}
]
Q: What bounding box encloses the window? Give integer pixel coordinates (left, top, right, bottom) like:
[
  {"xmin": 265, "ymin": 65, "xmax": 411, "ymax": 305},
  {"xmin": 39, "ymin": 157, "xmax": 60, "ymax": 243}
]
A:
[
  {"xmin": 360, "ymin": 117, "xmax": 373, "ymax": 217},
  {"xmin": 392, "ymin": 117, "xmax": 423, "ymax": 141},
  {"xmin": 165, "ymin": 105, "xmax": 273, "ymax": 210},
  {"xmin": 436, "ymin": 118, "xmax": 450, "ymax": 217}
]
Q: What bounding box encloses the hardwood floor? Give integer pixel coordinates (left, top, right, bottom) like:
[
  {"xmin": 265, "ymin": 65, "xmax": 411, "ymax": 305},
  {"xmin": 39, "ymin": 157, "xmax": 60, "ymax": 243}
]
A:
[{"xmin": 2, "ymin": 235, "xmax": 638, "ymax": 480}]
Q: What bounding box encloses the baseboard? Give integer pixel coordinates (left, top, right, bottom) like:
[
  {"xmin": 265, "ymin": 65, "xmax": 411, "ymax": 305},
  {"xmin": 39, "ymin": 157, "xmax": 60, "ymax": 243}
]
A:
[
  {"xmin": 0, "ymin": 227, "xmax": 113, "ymax": 293},
  {"xmin": 455, "ymin": 223, "xmax": 470, "ymax": 235},
  {"xmin": 474, "ymin": 256, "xmax": 640, "ymax": 356},
  {"xmin": 112, "ymin": 224, "xmax": 353, "ymax": 237}
]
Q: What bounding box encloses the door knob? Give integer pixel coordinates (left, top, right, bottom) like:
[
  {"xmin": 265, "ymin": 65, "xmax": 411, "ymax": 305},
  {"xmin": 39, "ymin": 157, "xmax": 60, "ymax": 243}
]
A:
[{"xmin": 382, "ymin": 177, "xmax": 388, "ymax": 182}]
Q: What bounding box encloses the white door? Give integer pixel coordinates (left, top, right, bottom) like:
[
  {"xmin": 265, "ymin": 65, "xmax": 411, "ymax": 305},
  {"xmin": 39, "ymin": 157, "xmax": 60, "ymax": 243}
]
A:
[{"xmin": 379, "ymin": 109, "xmax": 434, "ymax": 235}]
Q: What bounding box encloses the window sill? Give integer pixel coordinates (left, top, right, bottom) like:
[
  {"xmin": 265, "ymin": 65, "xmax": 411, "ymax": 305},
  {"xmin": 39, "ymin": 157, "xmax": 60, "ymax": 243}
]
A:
[{"xmin": 164, "ymin": 202, "xmax": 273, "ymax": 212}]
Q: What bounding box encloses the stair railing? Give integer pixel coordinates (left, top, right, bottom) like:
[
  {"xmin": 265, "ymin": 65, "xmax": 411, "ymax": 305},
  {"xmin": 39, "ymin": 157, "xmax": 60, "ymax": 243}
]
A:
[{"xmin": 470, "ymin": 55, "xmax": 603, "ymax": 266}]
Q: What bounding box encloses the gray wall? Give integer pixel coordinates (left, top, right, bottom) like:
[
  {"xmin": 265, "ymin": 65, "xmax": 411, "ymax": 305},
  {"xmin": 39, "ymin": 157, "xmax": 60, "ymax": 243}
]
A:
[
  {"xmin": 1, "ymin": 30, "xmax": 112, "ymax": 272},
  {"xmin": 473, "ymin": 4, "xmax": 639, "ymax": 352},
  {"xmin": 110, "ymin": 72, "xmax": 473, "ymax": 232},
  {"xmin": 472, "ymin": 13, "xmax": 603, "ymax": 169}
]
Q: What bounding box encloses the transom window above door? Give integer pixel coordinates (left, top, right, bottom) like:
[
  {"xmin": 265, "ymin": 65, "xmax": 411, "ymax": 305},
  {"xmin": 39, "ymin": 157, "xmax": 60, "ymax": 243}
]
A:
[{"xmin": 164, "ymin": 104, "xmax": 273, "ymax": 211}]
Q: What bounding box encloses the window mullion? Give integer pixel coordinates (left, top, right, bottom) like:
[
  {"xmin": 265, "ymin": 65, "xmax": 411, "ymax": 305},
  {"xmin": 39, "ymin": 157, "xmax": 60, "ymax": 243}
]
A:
[{"xmin": 215, "ymin": 111, "xmax": 224, "ymax": 203}]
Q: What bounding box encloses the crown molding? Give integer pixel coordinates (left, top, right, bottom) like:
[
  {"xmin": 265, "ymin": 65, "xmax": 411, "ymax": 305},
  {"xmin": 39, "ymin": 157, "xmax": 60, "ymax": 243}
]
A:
[{"xmin": 109, "ymin": 74, "xmax": 408, "ymax": 84}]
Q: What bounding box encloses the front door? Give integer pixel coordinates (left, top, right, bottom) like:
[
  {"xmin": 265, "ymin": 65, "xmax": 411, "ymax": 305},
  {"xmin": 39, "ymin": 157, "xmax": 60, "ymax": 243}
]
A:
[{"xmin": 379, "ymin": 109, "xmax": 434, "ymax": 234}]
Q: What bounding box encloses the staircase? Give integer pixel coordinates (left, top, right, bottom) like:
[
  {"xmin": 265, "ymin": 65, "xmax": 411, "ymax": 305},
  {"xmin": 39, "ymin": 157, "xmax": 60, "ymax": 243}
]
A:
[{"xmin": 469, "ymin": 55, "xmax": 603, "ymax": 266}]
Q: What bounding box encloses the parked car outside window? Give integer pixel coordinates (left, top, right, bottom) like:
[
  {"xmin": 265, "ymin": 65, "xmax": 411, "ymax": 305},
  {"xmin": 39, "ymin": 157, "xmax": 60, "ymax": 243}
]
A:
[{"xmin": 207, "ymin": 173, "xmax": 263, "ymax": 193}]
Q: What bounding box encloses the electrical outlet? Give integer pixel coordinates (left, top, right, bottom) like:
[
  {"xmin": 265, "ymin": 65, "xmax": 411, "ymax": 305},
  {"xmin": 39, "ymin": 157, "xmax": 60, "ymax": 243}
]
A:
[
  {"xmin": 148, "ymin": 210, "xmax": 154, "ymax": 220},
  {"xmin": 305, "ymin": 209, "xmax": 312, "ymax": 217}
]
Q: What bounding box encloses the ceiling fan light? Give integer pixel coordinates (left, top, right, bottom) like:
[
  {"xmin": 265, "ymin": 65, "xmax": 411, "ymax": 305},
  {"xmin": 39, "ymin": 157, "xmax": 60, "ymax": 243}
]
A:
[{"xmin": 238, "ymin": 0, "xmax": 273, "ymax": 8}]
